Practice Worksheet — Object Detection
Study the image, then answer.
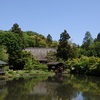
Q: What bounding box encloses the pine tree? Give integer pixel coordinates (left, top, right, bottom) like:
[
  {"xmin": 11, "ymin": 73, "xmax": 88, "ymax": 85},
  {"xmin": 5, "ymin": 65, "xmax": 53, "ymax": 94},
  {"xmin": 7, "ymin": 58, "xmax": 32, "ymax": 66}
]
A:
[
  {"xmin": 57, "ymin": 30, "xmax": 71, "ymax": 60},
  {"xmin": 47, "ymin": 34, "xmax": 52, "ymax": 47},
  {"xmin": 11, "ymin": 23, "xmax": 23, "ymax": 36}
]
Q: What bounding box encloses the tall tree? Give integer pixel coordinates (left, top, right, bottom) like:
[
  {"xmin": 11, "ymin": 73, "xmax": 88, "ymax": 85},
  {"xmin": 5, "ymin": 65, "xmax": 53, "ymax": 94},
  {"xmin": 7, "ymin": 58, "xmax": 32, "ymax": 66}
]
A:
[
  {"xmin": 11, "ymin": 23, "xmax": 26, "ymax": 49},
  {"xmin": 0, "ymin": 31, "xmax": 24, "ymax": 69},
  {"xmin": 82, "ymin": 31, "xmax": 93, "ymax": 50},
  {"xmin": 47, "ymin": 34, "xmax": 52, "ymax": 47},
  {"xmin": 11, "ymin": 23, "xmax": 23, "ymax": 36},
  {"xmin": 57, "ymin": 30, "xmax": 71, "ymax": 60}
]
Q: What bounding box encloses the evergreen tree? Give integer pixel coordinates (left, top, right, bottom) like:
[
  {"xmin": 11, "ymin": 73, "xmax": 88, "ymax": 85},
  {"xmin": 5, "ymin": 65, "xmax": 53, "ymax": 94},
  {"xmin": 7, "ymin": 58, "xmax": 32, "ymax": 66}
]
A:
[
  {"xmin": 11, "ymin": 23, "xmax": 26, "ymax": 48},
  {"xmin": 11, "ymin": 23, "xmax": 23, "ymax": 36},
  {"xmin": 57, "ymin": 30, "xmax": 71, "ymax": 60},
  {"xmin": 82, "ymin": 31, "xmax": 93, "ymax": 50},
  {"xmin": 47, "ymin": 34, "xmax": 52, "ymax": 47},
  {"xmin": 94, "ymin": 33, "xmax": 100, "ymax": 42}
]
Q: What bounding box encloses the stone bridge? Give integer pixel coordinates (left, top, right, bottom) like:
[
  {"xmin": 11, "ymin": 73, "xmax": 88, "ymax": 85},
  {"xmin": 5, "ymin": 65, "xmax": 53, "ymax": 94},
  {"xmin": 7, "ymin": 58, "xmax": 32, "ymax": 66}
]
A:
[{"xmin": 25, "ymin": 48, "xmax": 56, "ymax": 62}]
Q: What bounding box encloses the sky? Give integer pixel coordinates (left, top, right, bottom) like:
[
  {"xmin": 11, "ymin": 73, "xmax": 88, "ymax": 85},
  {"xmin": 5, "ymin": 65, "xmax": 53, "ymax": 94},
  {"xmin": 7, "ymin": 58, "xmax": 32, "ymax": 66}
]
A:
[{"xmin": 0, "ymin": 0, "xmax": 100, "ymax": 45}]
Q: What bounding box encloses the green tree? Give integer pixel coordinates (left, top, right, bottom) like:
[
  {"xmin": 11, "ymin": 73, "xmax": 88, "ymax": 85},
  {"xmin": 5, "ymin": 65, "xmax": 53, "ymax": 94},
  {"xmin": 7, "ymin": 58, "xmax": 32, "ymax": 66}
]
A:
[
  {"xmin": 94, "ymin": 33, "xmax": 100, "ymax": 42},
  {"xmin": 57, "ymin": 30, "xmax": 72, "ymax": 60},
  {"xmin": 47, "ymin": 34, "xmax": 52, "ymax": 47},
  {"xmin": 0, "ymin": 31, "xmax": 24, "ymax": 69},
  {"xmin": 82, "ymin": 31, "xmax": 93, "ymax": 50},
  {"xmin": 89, "ymin": 42, "xmax": 100, "ymax": 57},
  {"xmin": 11, "ymin": 23, "xmax": 23, "ymax": 36},
  {"xmin": 34, "ymin": 36, "xmax": 40, "ymax": 47},
  {"xmin": 0, "ymin": 32, "xmax": 22, "ymax": 54},
  {"xmin": 26, "ymin": 37, "xmax": 35, "ymax": 47}
]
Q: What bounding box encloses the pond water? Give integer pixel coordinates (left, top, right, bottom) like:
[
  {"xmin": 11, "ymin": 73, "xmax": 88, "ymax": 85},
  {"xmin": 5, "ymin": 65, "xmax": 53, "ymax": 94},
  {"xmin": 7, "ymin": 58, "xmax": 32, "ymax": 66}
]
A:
[{"xmin": 0, "ymin": 74, "xmax": 100, "ymax": 100}]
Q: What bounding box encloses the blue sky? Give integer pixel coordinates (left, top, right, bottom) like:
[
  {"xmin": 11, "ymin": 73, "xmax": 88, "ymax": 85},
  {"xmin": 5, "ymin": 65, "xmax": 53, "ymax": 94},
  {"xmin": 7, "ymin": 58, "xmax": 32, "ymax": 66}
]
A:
[{"xmin": 0, "ymin": 0, "xmax": 100, "ymax": 45}]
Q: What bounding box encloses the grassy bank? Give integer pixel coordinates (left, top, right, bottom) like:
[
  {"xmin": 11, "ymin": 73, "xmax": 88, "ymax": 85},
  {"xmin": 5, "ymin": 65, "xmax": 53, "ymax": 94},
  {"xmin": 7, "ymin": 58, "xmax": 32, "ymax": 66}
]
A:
[{"xmin": 0, "ymin": 70, "xmax": 54, "ymax": 80}]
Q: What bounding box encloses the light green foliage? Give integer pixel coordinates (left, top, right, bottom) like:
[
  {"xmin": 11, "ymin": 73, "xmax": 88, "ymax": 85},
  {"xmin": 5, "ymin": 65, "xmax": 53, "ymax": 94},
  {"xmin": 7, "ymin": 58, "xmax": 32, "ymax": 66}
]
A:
[
  {"xmin": 80, "ymin": 32, "xmax": 100, "ymax": 57},
  {"xmin": 51, "ymin": 41, "xmax": 58, "ymax": 47},
  {"xmin": 33, "ymin": 63, "xmax": 47, "ymax": 71},
  {"xmin": 22, "ymin": 51, "xmax": 35, "ymax": 70},
  {"xmin": 82, "ymin": 31, "xmax": 93, "ymax": 50},
  {"xmin": 22, "ymin": 51, "xmax": 47, "ymax": 71},
  {"xmin": 46, "ymin": 51, "xmax": 57, "ymax": 62},
  {"xmin": 0, "ymin": 45, "xmax": 8, "ymax": 61},
  {"xmin": 23, "ymin": 31, "xmax": 57, "ymax": 48},
  {"xmin": 66, "ymin": 56, "xmax": 100, "ymax": 76},
  {"xmin": 84, "ymin": 41, "xmax": 100, "ymax": 57}
]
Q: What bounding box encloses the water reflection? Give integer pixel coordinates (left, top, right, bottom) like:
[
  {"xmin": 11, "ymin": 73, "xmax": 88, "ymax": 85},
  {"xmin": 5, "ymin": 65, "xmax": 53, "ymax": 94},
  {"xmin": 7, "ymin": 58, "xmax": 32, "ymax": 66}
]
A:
[{"xmin": 0, "ymin": 74, "xmax": 100, "ymax": 100}]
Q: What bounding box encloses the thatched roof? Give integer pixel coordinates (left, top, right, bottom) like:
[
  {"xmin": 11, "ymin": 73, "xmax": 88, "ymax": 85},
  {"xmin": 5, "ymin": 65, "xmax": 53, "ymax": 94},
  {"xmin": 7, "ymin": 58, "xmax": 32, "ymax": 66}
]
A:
[
  {"xmin": 25, "ymin": 48, "xmax": 56, "ymax": 61},
  {"xmin": 0, "ymin": 60, "xmax": 7, "ymax": 65}
]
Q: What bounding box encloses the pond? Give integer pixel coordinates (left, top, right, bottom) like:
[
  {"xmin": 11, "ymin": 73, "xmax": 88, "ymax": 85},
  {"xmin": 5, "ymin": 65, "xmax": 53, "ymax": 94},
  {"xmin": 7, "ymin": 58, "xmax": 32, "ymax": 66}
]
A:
[{"xmin": 0, "ymin": 74, "xmax": 100, "ymax": 100}]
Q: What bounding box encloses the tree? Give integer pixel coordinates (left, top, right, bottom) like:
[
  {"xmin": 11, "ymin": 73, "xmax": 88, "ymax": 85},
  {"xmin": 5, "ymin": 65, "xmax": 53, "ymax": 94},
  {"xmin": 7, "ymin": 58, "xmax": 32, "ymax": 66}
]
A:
[
  {"xmin": 89, "ymin": 42, "xmax": 100, "ymax": 57},
  {"xmin": 0, "ymin": 32, "xmax": 22, "ymax": 54},
  {"xmin": 11, "ymin": 23, "xmax": 23, "ymax": 36},
  {"xmin": 34, "ymin": 36, "xmax": 40, "ymax": 47},
  {"xmin": 46, "ymin": 34, "xmax": 52, "ymax": 47},
  {"xmin": 26, "ymin": 37, "xmax": 35, "ymax": 47},
  {"xmin": 0, "ymin": 31, "xmax": 24, "ymax": 69},
  {"xmin": 57, "ymin": 30, "xmax": 72, "ymax": 60},
  {"xmin": 82, "ymin": 31, "xmax": 93, "ymax": 50},
  {"xmin": 11, "ymin": 23, "xmax": 26, "ymax": 49},
  {"xmin": 94, "ymin": 33, "xmax": 100, "ymax": 42},
  {"xmin": 46, "ymin": 51, "xmax": 57, "ymax": 62}
]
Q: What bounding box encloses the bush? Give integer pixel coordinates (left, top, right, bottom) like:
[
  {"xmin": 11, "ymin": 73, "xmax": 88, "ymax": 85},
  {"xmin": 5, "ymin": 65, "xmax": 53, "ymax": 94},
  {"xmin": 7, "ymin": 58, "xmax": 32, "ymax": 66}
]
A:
[
  {"xmin": 33, "ymin": 63, "xmax": 47, "ymax": 71},
  {"xmin": 66, "ymin": 56, "xmax": 100, "ymax": 76}
]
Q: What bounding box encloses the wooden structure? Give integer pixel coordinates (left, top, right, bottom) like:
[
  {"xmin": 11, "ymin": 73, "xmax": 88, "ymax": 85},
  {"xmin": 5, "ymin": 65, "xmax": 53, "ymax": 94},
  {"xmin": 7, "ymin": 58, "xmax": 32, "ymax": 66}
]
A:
[
  {"xmin": 47, "ymin": 62, "xmax": 64, "ymax": 74},
  {"xmin": 0, "ymin": 60, "xmax": 7, "ymax": 75}
]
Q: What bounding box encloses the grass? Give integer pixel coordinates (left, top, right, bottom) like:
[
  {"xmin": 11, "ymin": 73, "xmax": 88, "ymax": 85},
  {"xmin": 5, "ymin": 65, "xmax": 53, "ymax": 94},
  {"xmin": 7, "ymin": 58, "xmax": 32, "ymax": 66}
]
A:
[{"xmin": 1, "ymin": 69, "xmax": 54, "ymax": 80}]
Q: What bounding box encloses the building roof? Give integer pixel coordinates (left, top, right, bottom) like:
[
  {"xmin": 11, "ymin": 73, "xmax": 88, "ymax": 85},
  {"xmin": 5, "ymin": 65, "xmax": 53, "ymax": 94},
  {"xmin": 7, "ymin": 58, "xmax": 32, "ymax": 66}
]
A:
[
  {"xmin": 0, "ymin": 60, "xmax": 7, "ymax": 65},
  {"xmin": 25, "ymin": 48, "xmax": 56, "ymax": 61}
]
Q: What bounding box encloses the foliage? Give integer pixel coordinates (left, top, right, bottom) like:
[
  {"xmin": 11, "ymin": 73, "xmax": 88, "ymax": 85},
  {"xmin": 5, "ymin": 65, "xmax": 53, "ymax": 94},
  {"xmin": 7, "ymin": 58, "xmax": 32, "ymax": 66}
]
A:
[
  {"xmin": 0, "ymin": 45, "xmax": 8, "ymax": 61},
  {"xmin": 11, "ymin": 23, "xmax": 23, "ymax": 37},
  {"xmin": 57, "ymin": 30, "xmax": 74, "ymax": 60},
  {"xmin": 66, "ymin": 56, "xmax": 100, "ymax": 76},
  {"xmin": 51, "ymin": 41, "xmax": 58, "ymax": 47},
  {"xmin": 22, "ymin": 51, "xmax": 36, "ymax": 70},
  {"xmin": 33, "ymin": 63, "xmax": 47, "ymax": 71},
  {"xmin": 46, "ymin": 51, "xmax": 57, "ymax": 62},
  {"xmin": 46, "ymin": 34, "xmax": 52, "ymax": 47},
  {"xmin": 81, "ymin": 41, "xmax": 100, "ymax": 57},
  {"xmin": 82, "ymin": 31, "xmax": 93, "ymax": 50},
  {"xmin": 94, "ymin": 33, "xmax": 100, "ymax": 42},
  {"xmin": 26, "ymin": 37, "xmax": 35, "ymax": 47},
  {"xmin": 0, "ymin": 31, "xmax": 24, "ymax": 69},
  {"xmin": 0, "ymin": 31, "xmax": 23, "ymax": 54},
  {"xmin": 1, "ymin": 23, "xmax": 100, "ymax": 76}
]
